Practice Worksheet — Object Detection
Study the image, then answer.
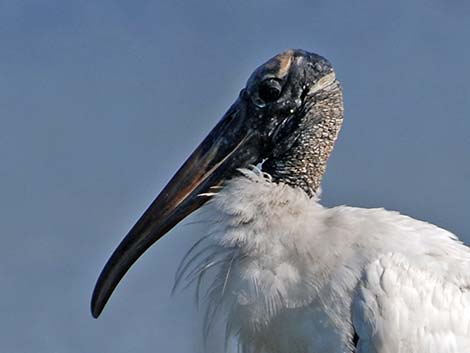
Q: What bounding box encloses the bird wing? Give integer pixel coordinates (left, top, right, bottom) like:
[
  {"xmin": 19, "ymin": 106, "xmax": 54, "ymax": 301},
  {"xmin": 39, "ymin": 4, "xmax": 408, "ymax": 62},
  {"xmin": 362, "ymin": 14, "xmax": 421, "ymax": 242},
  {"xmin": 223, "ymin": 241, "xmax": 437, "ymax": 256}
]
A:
[{"xmin": 352, "ymin": 252, "xmax": 470, "ymax": 353}]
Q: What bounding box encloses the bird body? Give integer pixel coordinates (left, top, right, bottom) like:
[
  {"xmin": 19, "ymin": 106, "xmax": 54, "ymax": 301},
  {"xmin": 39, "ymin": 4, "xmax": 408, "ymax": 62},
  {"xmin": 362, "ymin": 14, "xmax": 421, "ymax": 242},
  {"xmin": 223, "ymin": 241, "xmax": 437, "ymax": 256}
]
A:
[
  {"xmin": 191, "ymin": 168, "xmax": 470, "ymax": 353},
  {"xmin": 91, "ymin": 49, "xmax": 470, "ymax": 353}
]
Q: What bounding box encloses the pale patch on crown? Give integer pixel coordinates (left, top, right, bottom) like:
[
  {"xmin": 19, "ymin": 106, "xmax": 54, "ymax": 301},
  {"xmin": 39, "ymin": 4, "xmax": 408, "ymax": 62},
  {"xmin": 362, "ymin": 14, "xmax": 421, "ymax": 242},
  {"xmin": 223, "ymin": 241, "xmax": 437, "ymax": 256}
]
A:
[{"xmin": 265, "ymin": 49, "xmax": 294, "ymax": 79}]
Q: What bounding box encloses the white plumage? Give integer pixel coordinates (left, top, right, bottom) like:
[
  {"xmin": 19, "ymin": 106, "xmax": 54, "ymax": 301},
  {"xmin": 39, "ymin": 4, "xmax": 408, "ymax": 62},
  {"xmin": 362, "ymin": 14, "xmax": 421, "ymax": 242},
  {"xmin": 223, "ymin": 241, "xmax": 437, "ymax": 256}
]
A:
[{"xmin": 177, "ymin": 167, "xmax": 470, "ymax": 353}]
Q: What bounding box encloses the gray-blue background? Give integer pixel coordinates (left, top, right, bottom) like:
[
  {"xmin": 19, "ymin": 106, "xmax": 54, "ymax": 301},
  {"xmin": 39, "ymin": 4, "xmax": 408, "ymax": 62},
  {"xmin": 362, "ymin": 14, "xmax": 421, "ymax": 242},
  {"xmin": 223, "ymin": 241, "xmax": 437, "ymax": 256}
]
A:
[{"xmin": 1, "ymin": 1, "xmax": 469, "ymax": 352}]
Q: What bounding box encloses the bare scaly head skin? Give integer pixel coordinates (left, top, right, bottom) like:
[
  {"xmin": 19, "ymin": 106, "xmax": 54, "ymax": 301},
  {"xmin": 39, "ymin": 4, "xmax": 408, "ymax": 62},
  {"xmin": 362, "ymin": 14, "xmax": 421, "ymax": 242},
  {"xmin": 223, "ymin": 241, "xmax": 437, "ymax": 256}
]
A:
[{"xmin": 245, "ymin": 50, "xmax": 343, "ymax": 195}]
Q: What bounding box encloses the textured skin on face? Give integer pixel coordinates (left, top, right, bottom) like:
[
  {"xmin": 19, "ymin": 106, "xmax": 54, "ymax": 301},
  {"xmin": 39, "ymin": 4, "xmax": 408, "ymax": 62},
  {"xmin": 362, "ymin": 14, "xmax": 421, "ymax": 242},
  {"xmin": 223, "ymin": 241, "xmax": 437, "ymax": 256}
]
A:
[
  {"xmin": 241, "ymin": 49, "xmax": 345, "ymax": 197},
  {"xmin": 262, "ymin": 80, "xmax": 344, "ymax": 196}
]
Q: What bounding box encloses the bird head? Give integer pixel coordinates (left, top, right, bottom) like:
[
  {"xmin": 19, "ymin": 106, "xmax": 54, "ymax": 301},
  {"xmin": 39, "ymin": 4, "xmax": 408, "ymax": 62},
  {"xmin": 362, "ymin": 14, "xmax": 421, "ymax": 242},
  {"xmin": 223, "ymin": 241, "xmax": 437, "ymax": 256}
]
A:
[{"xmin": 91, "ymin": 49, "xmax": 343, "ymax": 318}]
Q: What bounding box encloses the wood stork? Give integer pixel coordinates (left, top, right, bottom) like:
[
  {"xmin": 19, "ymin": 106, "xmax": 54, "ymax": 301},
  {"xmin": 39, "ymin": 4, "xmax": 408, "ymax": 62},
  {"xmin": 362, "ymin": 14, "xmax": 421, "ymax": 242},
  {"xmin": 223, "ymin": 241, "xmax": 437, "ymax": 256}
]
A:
[{"xmin": 91, "ymin": 49, "xmax": 470, "ymax": 353}]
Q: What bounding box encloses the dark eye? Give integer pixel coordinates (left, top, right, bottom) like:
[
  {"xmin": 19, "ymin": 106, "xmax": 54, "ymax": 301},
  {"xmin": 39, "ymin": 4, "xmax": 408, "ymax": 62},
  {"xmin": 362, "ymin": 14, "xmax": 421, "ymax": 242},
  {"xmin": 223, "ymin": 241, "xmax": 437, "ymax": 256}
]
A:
[{"xmin": 258, "ymin": 79, "xmax": 282, "ymax": 103}]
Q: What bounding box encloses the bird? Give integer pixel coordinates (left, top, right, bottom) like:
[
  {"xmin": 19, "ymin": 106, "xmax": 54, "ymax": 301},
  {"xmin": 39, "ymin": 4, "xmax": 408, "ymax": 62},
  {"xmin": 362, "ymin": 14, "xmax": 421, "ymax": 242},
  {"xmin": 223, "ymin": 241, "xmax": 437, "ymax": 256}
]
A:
[{"xmin": 91, "ymin": 49, "xmax": 470, "ymax": 353}]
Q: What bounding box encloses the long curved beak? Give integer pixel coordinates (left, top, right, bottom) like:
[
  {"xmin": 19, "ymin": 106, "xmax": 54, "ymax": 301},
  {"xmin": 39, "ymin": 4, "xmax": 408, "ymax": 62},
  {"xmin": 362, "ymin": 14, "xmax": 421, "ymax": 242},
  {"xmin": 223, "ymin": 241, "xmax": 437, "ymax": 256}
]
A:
[{"xmin": 91, "ymin": 95, "xmax": 262, "ymax": 318}]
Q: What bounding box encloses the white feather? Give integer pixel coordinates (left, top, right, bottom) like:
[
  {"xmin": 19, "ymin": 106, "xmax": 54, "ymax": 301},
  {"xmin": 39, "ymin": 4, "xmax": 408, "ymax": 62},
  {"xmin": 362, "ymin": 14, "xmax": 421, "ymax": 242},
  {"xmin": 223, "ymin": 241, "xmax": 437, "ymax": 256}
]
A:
[{"xmin": 177, "ymin": 168, "xmax": 470, "ymax": 353}]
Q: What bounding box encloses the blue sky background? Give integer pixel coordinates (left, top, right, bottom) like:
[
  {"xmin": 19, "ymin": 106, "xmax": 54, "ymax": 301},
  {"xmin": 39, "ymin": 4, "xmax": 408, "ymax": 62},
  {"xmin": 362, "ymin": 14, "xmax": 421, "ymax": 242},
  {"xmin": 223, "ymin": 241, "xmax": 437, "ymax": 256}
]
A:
[{"xmin": 1, "ymin": 1, "xmax": 469, "ymax": 352}]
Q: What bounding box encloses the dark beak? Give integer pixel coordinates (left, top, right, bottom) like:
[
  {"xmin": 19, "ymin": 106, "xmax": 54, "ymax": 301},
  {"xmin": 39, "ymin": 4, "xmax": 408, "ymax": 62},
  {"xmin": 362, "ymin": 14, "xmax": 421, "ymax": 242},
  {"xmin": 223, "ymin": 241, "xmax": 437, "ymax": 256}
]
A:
[{"xmin": 91, "ymin": 94, "xmax": 263, "ymax": 318}]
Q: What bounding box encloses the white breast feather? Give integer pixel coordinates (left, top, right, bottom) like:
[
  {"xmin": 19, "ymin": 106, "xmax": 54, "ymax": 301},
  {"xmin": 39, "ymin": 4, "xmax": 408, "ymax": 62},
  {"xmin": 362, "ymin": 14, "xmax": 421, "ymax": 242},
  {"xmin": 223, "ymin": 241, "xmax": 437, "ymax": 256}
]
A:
[{"xmin": 175, "ymin": 168, "xmax": 470, "ymax": 353}]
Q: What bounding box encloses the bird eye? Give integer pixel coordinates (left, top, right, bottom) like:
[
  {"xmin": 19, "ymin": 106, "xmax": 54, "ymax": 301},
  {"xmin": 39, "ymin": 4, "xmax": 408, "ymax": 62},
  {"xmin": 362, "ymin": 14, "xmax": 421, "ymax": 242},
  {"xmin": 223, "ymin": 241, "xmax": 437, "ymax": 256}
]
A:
[{"xmin": 258, "ymin": 79, "xmax": 282, "ymax": 104}]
